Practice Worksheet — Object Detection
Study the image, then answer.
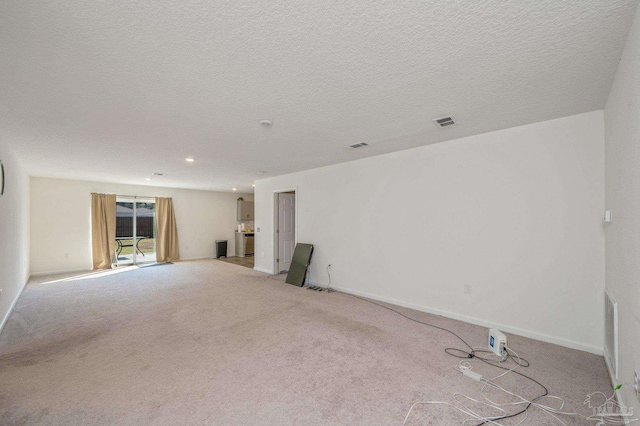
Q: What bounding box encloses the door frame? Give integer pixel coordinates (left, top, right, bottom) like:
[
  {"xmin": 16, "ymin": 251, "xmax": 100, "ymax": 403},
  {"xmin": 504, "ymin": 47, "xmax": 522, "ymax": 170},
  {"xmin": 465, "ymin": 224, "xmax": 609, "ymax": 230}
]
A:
[{"xmin": 273, "ymin": 187, "xmax": 297, "ymax": 274}]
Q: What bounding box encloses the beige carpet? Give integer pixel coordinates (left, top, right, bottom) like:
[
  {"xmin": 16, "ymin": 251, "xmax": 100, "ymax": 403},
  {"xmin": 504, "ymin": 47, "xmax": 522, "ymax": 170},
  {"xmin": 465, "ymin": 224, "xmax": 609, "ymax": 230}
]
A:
[{"xmin": 0, "ymin": 260, "xmax": 612, "ymax": 425}]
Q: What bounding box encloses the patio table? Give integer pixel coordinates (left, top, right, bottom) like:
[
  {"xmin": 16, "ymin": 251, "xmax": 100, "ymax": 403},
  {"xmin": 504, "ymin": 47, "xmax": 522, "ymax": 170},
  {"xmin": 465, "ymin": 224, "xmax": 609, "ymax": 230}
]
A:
[{"xmin": 115, "ymin": 236, "xmax": 147, "ymax": 257}]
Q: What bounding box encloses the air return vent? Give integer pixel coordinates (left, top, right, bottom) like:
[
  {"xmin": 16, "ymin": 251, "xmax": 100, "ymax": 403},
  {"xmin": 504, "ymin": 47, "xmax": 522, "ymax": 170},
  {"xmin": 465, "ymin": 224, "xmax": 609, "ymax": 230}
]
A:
[
  {"xmin": 347, "ymin": 142, "xmax": 370, "ymax": 149},
  {"xmin": 604, "ymin": 290, "xmax": 619, "ymax": 379},
  {"xmin": 432, "ymin": 115, "xmax": 456, "ymax": 128}
]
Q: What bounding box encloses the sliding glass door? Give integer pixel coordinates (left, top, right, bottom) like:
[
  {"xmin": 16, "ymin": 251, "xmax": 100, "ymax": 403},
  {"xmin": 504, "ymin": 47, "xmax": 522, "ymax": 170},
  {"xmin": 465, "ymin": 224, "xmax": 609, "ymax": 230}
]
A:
[
  {"xmin": 115, "ymin": 197, "xmax": 156, "ymax": 266},
  {"xmin": 115, "ymin": 199, "xmax": 134, "ymax": 266},
  {"xmin": 135, "ymin": 200, "xmax": 156, "ymax": 264}
]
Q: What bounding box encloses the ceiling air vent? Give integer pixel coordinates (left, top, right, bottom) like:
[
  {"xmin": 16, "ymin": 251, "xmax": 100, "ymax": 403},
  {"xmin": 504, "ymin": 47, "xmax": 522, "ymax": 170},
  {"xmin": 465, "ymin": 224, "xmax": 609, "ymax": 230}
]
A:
[
  {"xmin": 347, "ymin": 142, "xmax": 370, "ymax": 149},
  {"xmin": 432, "ymin": 115, "xmax": 456, "ymax": 128}
]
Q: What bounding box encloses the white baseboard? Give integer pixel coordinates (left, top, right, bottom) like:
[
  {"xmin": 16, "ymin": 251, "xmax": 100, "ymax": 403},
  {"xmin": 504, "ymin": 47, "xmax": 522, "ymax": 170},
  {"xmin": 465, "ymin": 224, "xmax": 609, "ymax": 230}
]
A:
[
  {"xmin": 254, "ymin": 267, "xmax": 274, "ymax": 274},
  {"xmin": 0, "ymin": 275, "xmax": 29, "ymax": 336},
  {"xmin": 309, "ymin": 280, "xmax": 603, "ymax": 356}
]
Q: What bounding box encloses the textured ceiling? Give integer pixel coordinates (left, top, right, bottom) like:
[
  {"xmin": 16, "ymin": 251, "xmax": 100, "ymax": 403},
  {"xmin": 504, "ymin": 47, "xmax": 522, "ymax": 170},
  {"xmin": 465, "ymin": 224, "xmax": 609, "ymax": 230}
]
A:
[{"xmin": 0, "ymin": 0, "xmax": 638, "ymax": 192}]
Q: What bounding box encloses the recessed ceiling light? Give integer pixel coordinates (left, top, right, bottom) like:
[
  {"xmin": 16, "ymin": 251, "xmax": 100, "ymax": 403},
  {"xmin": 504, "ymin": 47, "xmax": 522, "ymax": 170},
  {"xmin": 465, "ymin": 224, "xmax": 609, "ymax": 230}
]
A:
[
  {"xmin": 145, "ymin": 178, "xmax": 151, "ymax": 181},
  {"xmin": 252, "ymin": 184, "xmax": 255, "ymax": 187},
  {"xmin": 259, "ymin": 119, "xmax": 273, "ymax": 126},
  {"xmin": 232, "ymin": 188, "xmax": 237, "ymax": 191},
  {"xmin": 185, "ymin": 157, "xmax": 195, "ymax": 162}
]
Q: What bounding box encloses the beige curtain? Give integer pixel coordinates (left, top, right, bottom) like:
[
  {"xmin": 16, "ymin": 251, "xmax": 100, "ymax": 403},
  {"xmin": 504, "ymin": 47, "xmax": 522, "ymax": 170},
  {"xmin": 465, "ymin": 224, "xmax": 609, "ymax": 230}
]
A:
[
  {"xmin": 91, "ymin": 193, "xmax": 116, "ymax": 270},
  {"xmin": 156, "ymin": 197, "xmax": 180, "ymax": 263}
]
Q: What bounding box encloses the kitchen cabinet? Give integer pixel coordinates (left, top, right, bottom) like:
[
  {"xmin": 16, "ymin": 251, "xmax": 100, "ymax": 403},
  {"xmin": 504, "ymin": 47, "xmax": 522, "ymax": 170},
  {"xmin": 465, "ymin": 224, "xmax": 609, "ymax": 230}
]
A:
[{"xmin": 237, "ymin": 200, "xmax": 254, "ymax": 221}]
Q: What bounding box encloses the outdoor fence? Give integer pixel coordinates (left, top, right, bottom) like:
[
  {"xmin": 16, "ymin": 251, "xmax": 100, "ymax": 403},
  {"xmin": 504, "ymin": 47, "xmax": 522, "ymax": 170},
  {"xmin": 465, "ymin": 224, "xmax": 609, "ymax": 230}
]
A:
[{"xmin": 116, "ymin": 217, "xmax": 155, "ymax": 238}]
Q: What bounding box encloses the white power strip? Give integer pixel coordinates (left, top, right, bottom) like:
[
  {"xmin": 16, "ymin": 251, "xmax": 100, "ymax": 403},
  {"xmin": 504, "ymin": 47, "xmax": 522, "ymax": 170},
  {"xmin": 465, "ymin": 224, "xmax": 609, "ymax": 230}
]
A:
[
  {"xmin": 462, "ymin": 369, "xmax": 484, "ymax": 382},
  {"xmin": 488, "ymin": 328, "xmax": 507, "ymax": 356}
]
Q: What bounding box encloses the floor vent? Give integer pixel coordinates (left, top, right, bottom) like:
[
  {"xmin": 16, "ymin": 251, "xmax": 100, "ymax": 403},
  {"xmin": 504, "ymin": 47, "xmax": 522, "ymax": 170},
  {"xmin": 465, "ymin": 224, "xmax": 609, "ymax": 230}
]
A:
[
  {"xmin": 604, "ymin": 290, "xmax": 619, "ymax": 379},
  {"xmin": 432, "ymin": 115, "xmax": 456, "ymax": 128},
  {"xmin": 347, "ymin": 142, "xmax": 369, "ymax": 149}
]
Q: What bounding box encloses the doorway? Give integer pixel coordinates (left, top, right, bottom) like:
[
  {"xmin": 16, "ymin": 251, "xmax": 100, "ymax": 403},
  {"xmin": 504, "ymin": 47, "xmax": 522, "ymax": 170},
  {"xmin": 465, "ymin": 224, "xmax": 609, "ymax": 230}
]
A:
[
  {"xmin": 274, "ymin": 190, "xmax": 296, "ymax": 273},
  {"xmin": 115, "ymin": 197, "xmax": 157, "ymax": 266}
]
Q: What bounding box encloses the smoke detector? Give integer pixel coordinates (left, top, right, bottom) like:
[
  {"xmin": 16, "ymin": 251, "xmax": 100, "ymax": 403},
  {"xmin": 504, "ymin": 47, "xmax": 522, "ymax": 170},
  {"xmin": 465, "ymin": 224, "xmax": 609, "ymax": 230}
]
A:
[
  {"xmin": 432, "ymin": 115, "xmax": 456, "ymax": 128},
  {"xmin": 346, "ymin": 142, "xmax": 370, "ymax": 149}
]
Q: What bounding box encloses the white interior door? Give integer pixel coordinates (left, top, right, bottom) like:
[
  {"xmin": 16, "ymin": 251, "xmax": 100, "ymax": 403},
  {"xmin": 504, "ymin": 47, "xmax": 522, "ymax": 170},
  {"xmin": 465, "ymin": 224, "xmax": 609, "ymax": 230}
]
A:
[{"xmin": 278, "ymin": 192, "xmax": 295, "ymax": 272}]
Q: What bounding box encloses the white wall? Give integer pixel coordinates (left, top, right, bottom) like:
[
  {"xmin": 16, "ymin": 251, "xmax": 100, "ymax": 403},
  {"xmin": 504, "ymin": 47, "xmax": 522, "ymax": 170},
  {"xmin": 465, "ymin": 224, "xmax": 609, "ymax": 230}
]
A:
[
  {"xmin": 604, "ymin": 2, "xmax": 640, "ymax": 415},
  {"xmin": 0, "ymin": 136, "xmax": 30, "ymax": 332},
  {"xmin": 255, "ymin": 111, "xmax": 605, "ymax": 353},
  {"xmin": 30, "ymin": 177, "xmax": 252, "ymax": 274}
]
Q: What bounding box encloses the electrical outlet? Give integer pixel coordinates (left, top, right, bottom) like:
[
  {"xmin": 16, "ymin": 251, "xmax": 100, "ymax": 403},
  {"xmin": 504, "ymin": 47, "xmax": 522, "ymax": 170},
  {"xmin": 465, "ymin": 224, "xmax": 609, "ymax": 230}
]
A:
[
  {"xmin": 464, "ymin": 284, "xmax": 472, "ymax": 294},
  {"xmin": 635, "ymin": 371, "xmax": 639, "ymax": 401}
]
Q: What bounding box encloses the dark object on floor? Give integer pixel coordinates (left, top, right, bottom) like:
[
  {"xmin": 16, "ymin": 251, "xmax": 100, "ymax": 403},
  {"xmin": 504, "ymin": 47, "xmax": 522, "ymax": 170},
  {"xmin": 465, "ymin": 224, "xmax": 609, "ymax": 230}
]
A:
[
  {"xmin": 307, "ymin": 285, "xmax": 323, "ymax": 291},
  {"xmin": 285, "ymin": 243, "xmax": 314, "ymax": 287},
  {"xmin": 215, "ymin": 240, "xmax": 227, "ymax": 258}
]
